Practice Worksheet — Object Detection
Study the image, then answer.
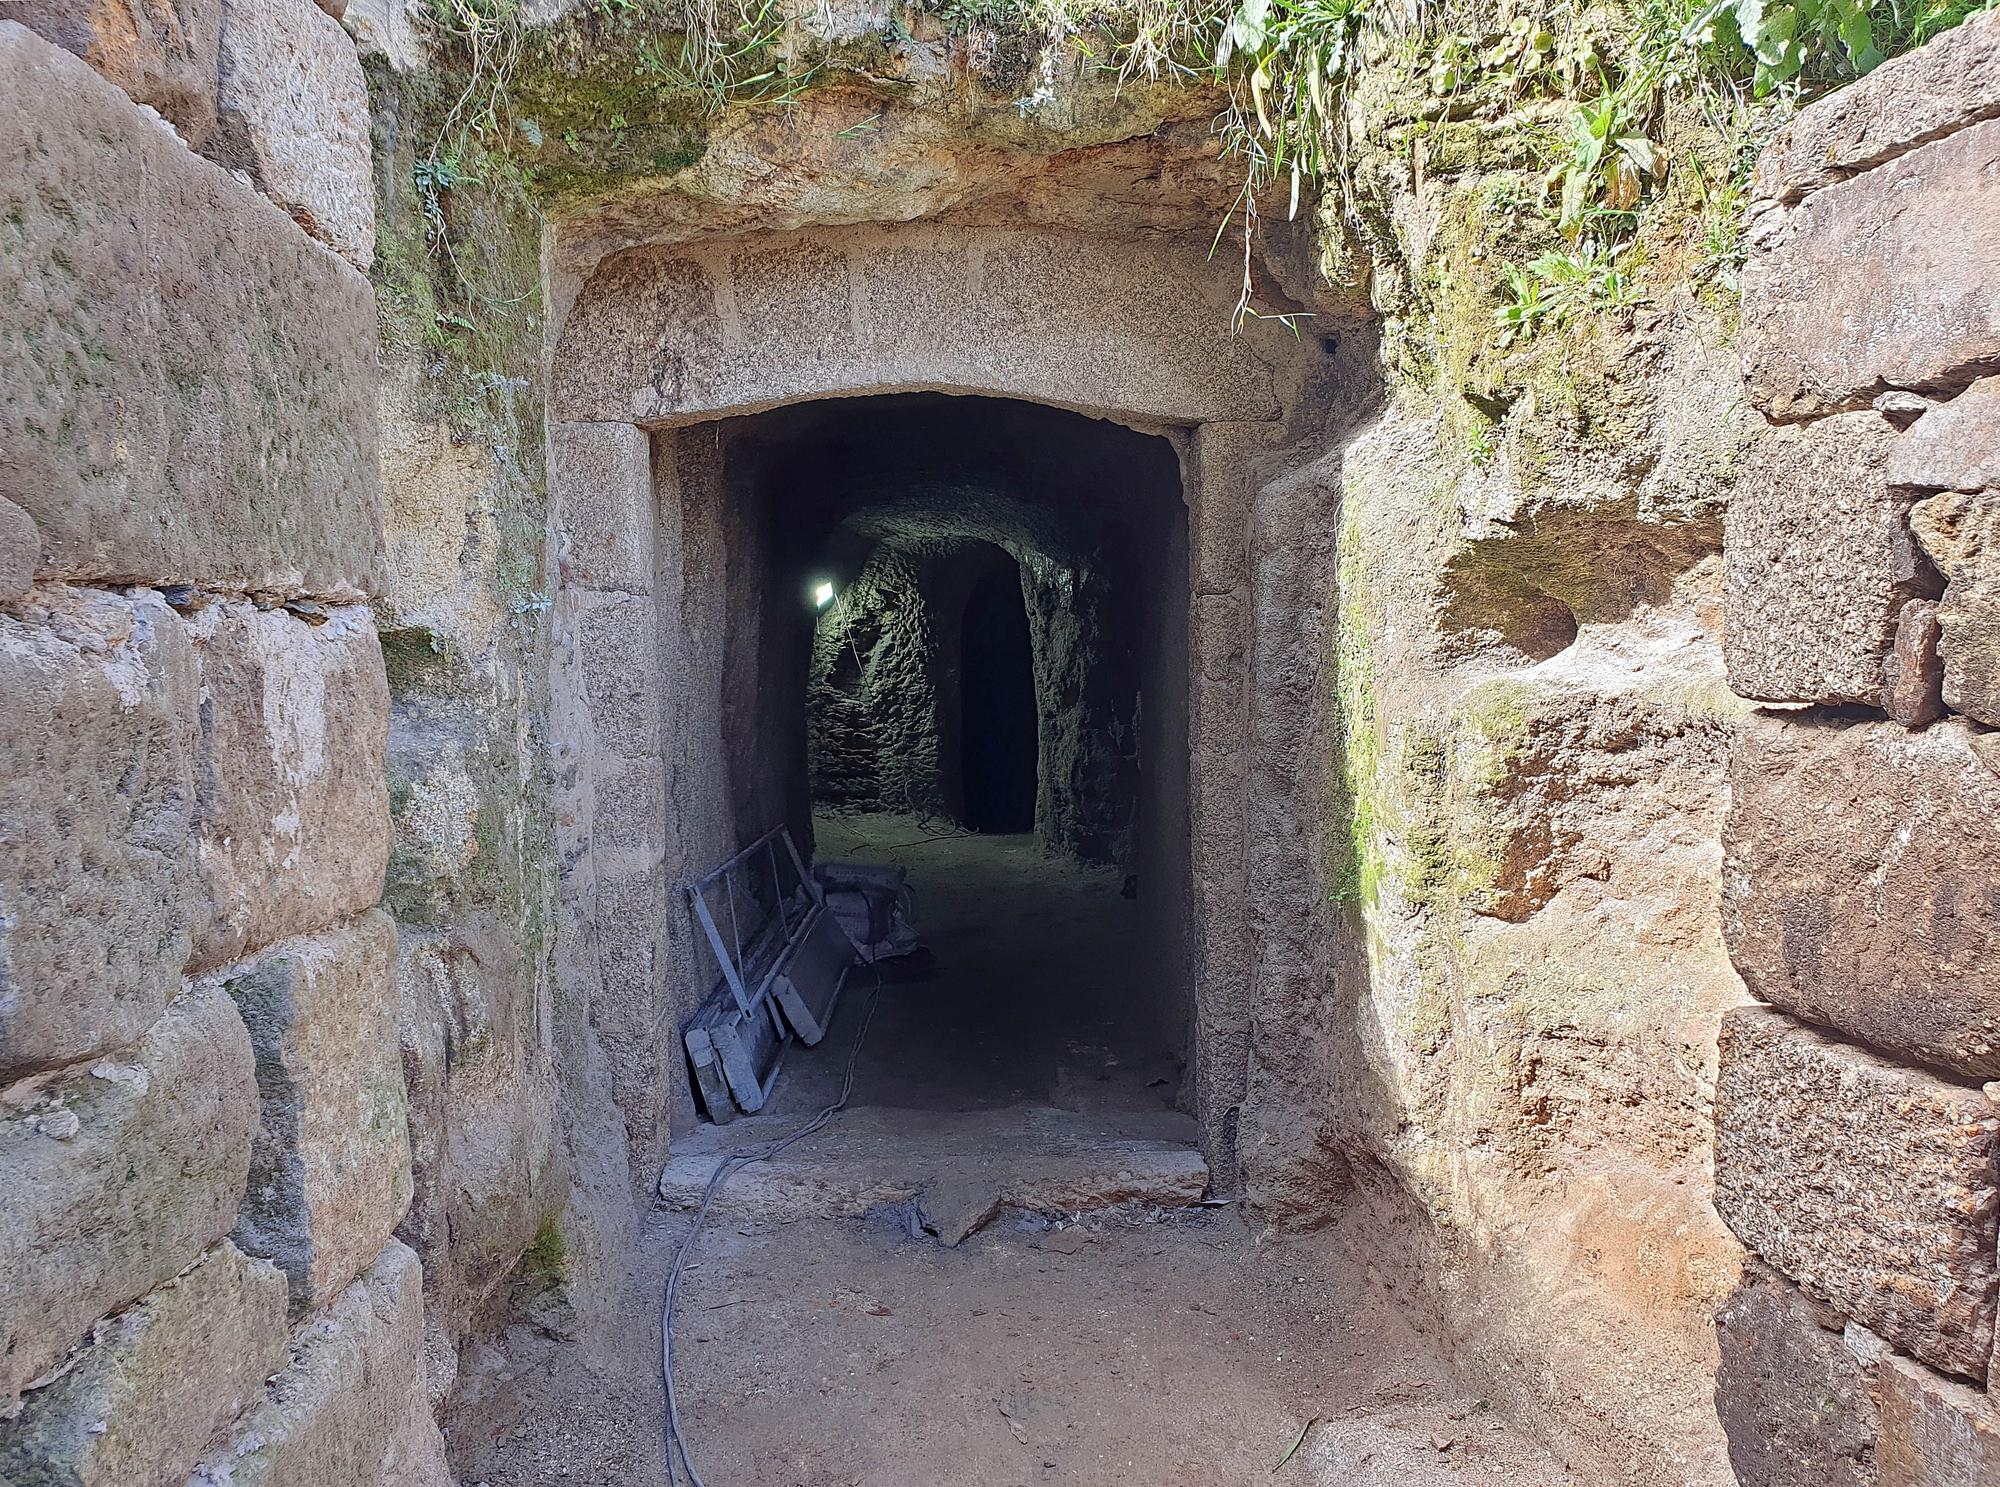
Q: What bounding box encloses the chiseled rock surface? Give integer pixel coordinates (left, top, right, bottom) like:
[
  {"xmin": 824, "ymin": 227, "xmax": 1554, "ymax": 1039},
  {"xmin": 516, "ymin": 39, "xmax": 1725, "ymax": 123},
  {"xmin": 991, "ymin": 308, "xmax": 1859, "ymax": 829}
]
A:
[
  {"xmin": 186, "ymin": 601, "xmax": 391, "ymax": 971},
  {"xmin": 549, "ymin": 223, "xmax": 1281, "ymax": 427},
  {"xmin": 1712, "ymin": 1006, "xmax": 2000, "ymax": 1381},
  {"xmin": 226, "ymin": 910, "xmax": 414, "ymax": 1314},
  {"xmin": 0, "ymin": 984, "xmax": 257, "ymax": 1402},
  {"xmin": 0, "ymin": 497, "xmax": 36, "ymax": 602},
  {"xmin": 1876, "ymin": 1352, "xmax": 2000, "ymax": 1485},
  {"xmin": 187, "ymin": 1240, "xmax": 449, "ymax": 1487},
  {"xmin": 550, "ymin": 420, "xmax": 656, "ymax": 594},
  {"xmin": 0, "ymin": 589, "xmax": 200, "ymax": 1079},
  {"xmin": 573, "ymin": 590, "xmax": 663, "ymax": 759},
  {"xmin": 212, "ymin": 0, "xmax": 374, "ymax": 269},
  {"xmin": 0, "ymin": 0, "xmax": 221, "ymax": 142},
  {"xmin": 0, "ymin": 1240, "xmax": 287, "ymax": 1487},
  {"xmin": 0, "ymin": 24, "xmax": 382, "ymax": 598},
  {"xmin": 1752, "ymin": 8, "xmax": 2000, "ymax": 206},
  {"xmin": 1888, "ymin": 377, "xmax": 2000, "ymax": 494},
  {"xmin": 1713, "ymin": 1263, "xmax": 1882, "ymax": 1487},
  {"xmin": 1723, "ymin": 712, "xmax": 2000, "ymax": 1077},
  {"xmin": 1909, "ymin": 487, "xmax": 2000, "ymax": 727},
  {"xmin": 1741, "ymin": 118, "xmax": 2000, "ymax": 422},
  {"xmin": 395, "ymin": 922, "xmax": 561, "ymax": 1352},
  {"xmin": 1723, "ymin": 413, "xmax": 1920, "ymax": 704}
]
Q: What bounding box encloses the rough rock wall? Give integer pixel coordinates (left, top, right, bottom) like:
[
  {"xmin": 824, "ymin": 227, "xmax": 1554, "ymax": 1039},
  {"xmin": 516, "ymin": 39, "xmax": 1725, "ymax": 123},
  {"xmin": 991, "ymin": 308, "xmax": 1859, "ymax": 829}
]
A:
[
  {"xmin": 0, "ymin": 7, "xmax": 446, "ymax": 1485},
  {"xmin": 1709, "ymin": 15, "xmax": 2000, "ymax": 1484},
  {"xmin": 808, "ymin": 543, "xmax": 949, "ymax": 818},
  {"xmin": 367, "ymin": 57, "xmax": 569, "ymax": 1407},
  {"xmin": 1276, "ymin": 111, "xmax": 1761, "ymax": 1487}
]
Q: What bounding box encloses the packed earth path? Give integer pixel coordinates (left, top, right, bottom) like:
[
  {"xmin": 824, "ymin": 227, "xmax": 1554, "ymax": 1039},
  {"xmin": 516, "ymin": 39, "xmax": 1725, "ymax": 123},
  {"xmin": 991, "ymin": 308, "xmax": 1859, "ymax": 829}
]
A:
[{"xmin": 452, "ymin": 816, "xmax": 1575, "ymax": 1486}]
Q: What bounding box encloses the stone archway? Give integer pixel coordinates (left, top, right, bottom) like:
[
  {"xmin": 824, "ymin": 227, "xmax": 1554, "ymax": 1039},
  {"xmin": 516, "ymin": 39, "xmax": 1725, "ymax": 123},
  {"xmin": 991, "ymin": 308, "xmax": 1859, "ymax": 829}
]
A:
[{"xmin": 542, "ymin": 218, "xmax": 1357, "ymax": 1189}]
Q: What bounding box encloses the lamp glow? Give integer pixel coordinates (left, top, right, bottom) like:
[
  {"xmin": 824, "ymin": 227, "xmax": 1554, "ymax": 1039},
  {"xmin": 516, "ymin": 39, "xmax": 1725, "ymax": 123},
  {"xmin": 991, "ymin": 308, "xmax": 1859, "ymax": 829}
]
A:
[{"xmin": 813, "ymin": 581, "xmax": 836, "ymax": 608}]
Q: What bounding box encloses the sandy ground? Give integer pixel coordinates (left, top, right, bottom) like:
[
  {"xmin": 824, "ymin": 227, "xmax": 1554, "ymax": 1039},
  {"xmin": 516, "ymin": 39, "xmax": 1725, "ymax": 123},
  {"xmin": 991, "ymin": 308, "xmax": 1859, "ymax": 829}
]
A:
[{"xmin": 452, "ymin": 817, "xmax": 1576, "ymax": 1487}]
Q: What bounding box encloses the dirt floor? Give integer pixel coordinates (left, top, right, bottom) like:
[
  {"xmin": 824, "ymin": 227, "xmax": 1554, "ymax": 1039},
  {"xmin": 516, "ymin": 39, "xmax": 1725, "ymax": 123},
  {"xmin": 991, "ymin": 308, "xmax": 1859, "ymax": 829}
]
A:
[{"xmin": 451, "ymin": 816, "xmax": 1576, "ymax": 1487}]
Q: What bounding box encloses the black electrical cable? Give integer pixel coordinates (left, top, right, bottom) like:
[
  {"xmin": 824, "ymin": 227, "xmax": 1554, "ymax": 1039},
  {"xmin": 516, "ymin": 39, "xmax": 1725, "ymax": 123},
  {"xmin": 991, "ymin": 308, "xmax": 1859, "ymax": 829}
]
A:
[{"xmin": 659, "ymin": 963, "xmax": 885, "ymax": 1487}]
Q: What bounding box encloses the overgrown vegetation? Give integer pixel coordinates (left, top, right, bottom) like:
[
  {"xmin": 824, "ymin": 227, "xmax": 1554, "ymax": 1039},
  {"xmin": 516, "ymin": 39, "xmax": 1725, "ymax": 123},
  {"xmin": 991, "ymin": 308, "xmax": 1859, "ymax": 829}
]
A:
[{"xmin": 1210, "ymin": 0, "xmax": 1996, "ymax": 334}]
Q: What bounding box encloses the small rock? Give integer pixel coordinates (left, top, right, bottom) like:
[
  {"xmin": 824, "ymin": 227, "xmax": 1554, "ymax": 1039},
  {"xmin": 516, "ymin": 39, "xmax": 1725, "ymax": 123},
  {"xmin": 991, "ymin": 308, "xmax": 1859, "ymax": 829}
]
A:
[
  {"xmin": 1883, "ymin": 598, "xmax": 1947, "ymax": 727},
  {"xmin": 36, "ymin": 1107, "xmax": 80, "ymax": 1140},
  {"xmin": 1873, "ymin": 389, "xmax": 1935, "ymax": 425}
]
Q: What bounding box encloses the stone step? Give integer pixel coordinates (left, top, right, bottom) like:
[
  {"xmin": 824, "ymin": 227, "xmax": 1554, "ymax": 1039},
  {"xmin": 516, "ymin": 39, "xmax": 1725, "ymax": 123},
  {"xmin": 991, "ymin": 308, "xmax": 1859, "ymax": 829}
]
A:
[{"xmin": 656, "ymin": 1104, "xmax": 1209, "ymax": 1240}]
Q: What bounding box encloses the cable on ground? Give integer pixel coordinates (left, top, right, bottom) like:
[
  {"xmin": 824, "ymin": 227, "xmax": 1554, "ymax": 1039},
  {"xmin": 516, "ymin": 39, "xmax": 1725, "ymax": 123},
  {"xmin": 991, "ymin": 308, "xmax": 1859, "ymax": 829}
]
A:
[{"xmin": 660, "ymin": 965, "xmax": 885, "ymax": 1487}]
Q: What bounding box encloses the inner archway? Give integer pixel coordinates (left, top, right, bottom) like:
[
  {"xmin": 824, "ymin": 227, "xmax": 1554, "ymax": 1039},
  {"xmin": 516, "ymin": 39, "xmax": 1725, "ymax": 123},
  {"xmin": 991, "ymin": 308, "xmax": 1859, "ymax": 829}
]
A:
[{"xmin": 958, "ymin": 555, "xmax": 1036, "ymax": 835}]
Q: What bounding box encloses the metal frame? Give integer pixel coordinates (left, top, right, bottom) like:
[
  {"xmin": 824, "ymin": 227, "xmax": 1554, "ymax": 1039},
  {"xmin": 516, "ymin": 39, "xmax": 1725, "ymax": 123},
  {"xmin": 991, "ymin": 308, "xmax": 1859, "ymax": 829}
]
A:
[{"xmin": 685, "ymin": 825, "xmax": 823, "ymax": 1017}]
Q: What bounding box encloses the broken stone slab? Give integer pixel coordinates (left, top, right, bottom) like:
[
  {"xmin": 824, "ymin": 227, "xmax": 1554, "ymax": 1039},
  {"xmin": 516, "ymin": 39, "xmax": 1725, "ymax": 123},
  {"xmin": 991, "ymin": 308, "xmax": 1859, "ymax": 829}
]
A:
[
  {"xmin": 1751, "ymin": 8, "xmax": 2000, "ymax": 207},
  {"xmin": 186, "ymin": 600, "xmax": 391, "ymax": 972},
  {"xmin": 0, "ymin": 1240, "xmax": 288, "ymax": 1487},
  {"xmin": 1888, "ymin": 377, "xmax": 2000, "ymax": 494},
  {"xmin": 0, "ymin": 983, "xmax": 257, "ymax": 1402},
  {"xmin": 1910, "ymin": 488, "xmax": 2000, "ymax": 727},
  {"xmin": 1712, "ymin": 1006, "xmax": 1999, "ymax": 1381},
  {"xmin": 1723, "ymin": 711, "xmax": 2000, "ymax": 1077},
  {"xmin": 1876, "ymin": 1351, "xmax": 2000, "ymax": 1485},
  {"xmin": 0, "ymin": 0, "xmax": 221, "ymax": 144},
  {"xmin": 187, "ymin": 1239, "xmax": 449, "ymax": 1487},
  {"xmin": 225, "ymin": 910, "xmax": 414, "ymax": 1315},
  {"xmin": 1741, "ymin": 118, "xmax": 2000, "ymax": 423},
  {"xmin": 1883, "ymin": 599, "xmax": 1947, "ymax": 727},
  {"xmin": 211, "ymin": 0, "xmax": 374, "ymax": 270},
  {"xmin": 0, "ymin": 588, "xmax": 201, "ymax": 1080},
  {"xmin": 1723, "ymin": 413, "xmax": 1926, "ymax": 705},
  {"xmin": 917, "ymin": 1177, "xmax": 1004, "ymax": 1247},
  {"xmin": 551, "ymin": 421, "xmax": 657, "ymax": 595},
  {"xmin": 659, "ymin": 1105, "xmax": 1209, "ymax": 1224},
  {"xmin": 1713, "ymin": 1262, "xmax": 1883, "ymax": 1487},
  {"xmin": 0, "ymin": 24, "xmax": 383, "ymax": 599}
]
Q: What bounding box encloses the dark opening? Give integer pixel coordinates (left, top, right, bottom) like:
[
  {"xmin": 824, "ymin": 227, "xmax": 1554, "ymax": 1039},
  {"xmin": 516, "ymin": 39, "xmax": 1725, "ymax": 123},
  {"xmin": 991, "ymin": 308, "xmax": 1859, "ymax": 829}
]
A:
[
  {"xmin": 958, "ymin": 559, "xmax": 1037, "ymax": 834},
  {"xmin": 680, "ymin": 394, "xmax": 1192, "ymax": 1124}
]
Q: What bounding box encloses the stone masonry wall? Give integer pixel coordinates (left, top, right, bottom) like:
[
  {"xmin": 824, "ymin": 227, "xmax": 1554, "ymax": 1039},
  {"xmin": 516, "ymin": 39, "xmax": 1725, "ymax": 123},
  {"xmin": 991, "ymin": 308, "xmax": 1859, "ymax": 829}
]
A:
[
  {"xmin": 1710, "ymin": 13, "xmax": 2000, "ymax": 1485},
  {"xmin": 0, "ymin": 7, "xmax": 444, "ymax": 1485}
]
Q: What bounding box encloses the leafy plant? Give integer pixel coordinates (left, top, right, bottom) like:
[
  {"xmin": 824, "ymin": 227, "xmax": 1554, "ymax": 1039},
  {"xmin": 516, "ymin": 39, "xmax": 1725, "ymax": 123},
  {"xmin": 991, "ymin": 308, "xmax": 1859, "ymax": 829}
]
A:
[
  {"xmin": 1548, "ymin": 91, "xmax": 1656, "ymax": 231},
  {"xmin": 1494, "ymin": 241, "xmax": 1645, "ymax": 343}
]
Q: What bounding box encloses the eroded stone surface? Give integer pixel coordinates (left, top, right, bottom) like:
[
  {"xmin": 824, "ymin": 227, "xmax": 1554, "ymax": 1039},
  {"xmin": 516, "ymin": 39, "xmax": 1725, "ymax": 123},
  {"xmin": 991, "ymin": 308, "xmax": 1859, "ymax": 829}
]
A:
[
  {"xmin": 1876, "ymin": 1352, "xmax": 2000, "ymax": 1485},
  {"xmin": 0, "ymin": 1240, "xmax": 287, "ymax": 1487},
  {"xmin": 0, "ymin": 24, "xmax": 382, "ymax": 598},
  {"xmin": 1723, "ymin": 712, "xmax": 2000, "ymax": 1077},
  {"xmin": 0, "ymin": 984, "xmax": 257, "ymax": 1401},
  {"xmin": 1713, "ymin": 1263, "xmax": 1882, "ymax": 1487},
  {"xmin": 212, "ymin": 0, "xmax": 374, "ymax": 268},
  {"xmin": 1723, "ymin": 414, "xmax": 1920, "ymax": 704},
  {"xmin": 188, "ymin": 1239, "xmax": 449, "ymax": 1487},
  {"xmin": 0, "ymin": 0, "xmax": 221, "ymax": 141},
  {"xmin": 1742, "ymin": 119, "xmax": 2000, "ymax": 422},
  {"xmin": 1712, "ymin": 1006, "xmax": 1999, "ymax": 1380},
  {"xmin": 1910, "ymin": 488, "xmax": 2000, "ymax": 727},
  {"xmin": 226, "ymin": 910, "xmax": 414, "ymax": 1314},
  {"xmin": 0, "ymin": 589, "xmax": 200, "ymax": 1079},
  {"xmin": 1752, "ymin": 8, "xmax": 2000, "ymax": 205},
  {"xmin": 187, "ymin": 601, "xmax": 391, "ymax": 970}
]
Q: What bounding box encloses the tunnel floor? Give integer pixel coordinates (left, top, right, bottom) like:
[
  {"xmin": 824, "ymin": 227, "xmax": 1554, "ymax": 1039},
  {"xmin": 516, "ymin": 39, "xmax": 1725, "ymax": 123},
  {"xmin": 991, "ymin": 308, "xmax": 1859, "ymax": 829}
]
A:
[
  {"xmin": 450, "ymin": 813, "xmax": 1578, "ymax": 1485},
  {"xmin": 768, "ymin": 812, "xmax": 1183, "ymax": 1120}
]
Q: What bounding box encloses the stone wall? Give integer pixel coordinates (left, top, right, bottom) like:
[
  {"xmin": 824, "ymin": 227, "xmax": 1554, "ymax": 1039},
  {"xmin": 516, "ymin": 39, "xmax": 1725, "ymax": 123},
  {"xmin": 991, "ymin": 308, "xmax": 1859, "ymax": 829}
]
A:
[
  {"xmin": 1709, "ymin": 13, "xmax": 2000, "ymax": 1484},
  {"xmin": 0, "ymin": 7, "xmax": 445, "ymax": 1484}
]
